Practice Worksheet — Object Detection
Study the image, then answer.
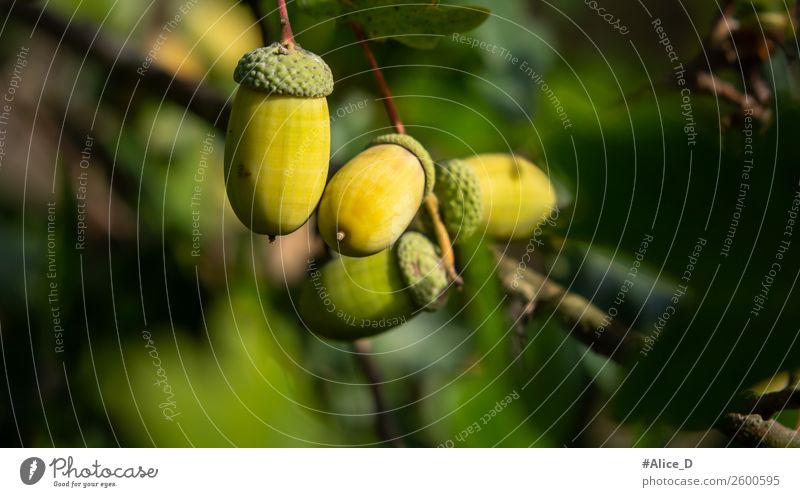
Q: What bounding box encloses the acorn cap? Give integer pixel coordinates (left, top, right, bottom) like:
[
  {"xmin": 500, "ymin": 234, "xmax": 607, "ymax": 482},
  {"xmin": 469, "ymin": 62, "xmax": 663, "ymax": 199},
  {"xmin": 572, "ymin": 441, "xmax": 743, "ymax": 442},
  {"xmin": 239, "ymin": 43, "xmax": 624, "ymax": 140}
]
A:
[
  {"xmin": 433, "ymin": 159, "xmax": 482, "ymax": 241},
  {"xmin": 233, "ymin": 42, "xmax": 333, "ymax": 97},
  {"xmin": 395, "ymin": 232, "xmax": 448, "ymax": 311},
  {"xmin": 371, "ymin": 133, "xmax": 435, "ymax": 198}
]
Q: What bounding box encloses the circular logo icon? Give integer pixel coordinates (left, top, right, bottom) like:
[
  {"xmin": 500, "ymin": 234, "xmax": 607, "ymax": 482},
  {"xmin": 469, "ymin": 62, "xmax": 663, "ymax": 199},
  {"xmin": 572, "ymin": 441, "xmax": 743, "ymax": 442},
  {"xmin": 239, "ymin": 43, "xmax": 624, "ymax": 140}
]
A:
[{"xmin": 20, "ymin": 457, "xmax": 45, "ymax": 485}]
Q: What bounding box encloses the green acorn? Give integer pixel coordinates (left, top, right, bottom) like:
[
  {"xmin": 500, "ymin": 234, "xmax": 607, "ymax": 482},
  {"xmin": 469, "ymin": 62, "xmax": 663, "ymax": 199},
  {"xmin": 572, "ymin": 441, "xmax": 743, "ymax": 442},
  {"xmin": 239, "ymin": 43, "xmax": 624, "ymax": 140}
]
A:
[
  {"xmin": 224, "ymin": 42, "xmax": 333, "ymax": 236},
  {"xmin": 422, "ymin": 159, "xmax": 483, "ymax": 242},
  {"xmin": 317, "ymin": 134, "xmax": 435, "ymax": 257},
  {"xmin": 299, "ymin": 232, "xmax": 448, "ymax": 340}
]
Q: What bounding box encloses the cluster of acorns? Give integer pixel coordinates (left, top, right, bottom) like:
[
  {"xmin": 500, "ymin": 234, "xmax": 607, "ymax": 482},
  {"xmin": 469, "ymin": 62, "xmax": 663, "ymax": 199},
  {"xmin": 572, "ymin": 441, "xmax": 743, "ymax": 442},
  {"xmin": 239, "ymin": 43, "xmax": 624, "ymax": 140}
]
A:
[{"xmin": 224, "ymin": 42, "xmax": 557, "ymax": 340}]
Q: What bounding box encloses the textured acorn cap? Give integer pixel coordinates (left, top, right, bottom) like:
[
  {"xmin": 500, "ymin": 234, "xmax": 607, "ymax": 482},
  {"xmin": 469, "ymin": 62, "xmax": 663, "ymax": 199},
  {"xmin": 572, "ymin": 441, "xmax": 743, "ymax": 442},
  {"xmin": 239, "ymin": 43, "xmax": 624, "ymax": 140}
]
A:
[
  {"xmin": 433, "ymin": 159, "xmax": 482, "ymax": 241},
  {"xmin": 371, "ymin": 134, "xmax": 435, "ymax": 198},
  {"xmin": 233, "ymin": 42, "xmax": 333, "ymax": 97},
  {"xmin": 395, "ymin": 232, "xmax": 448, "ymax": 311}
]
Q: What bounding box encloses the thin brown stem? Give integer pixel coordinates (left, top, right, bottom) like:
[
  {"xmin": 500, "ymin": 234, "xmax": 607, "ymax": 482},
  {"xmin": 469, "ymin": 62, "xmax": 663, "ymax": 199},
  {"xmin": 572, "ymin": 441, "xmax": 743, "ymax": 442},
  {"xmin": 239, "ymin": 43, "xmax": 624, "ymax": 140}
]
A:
[
  {"xmin": 351, "ymin": 21, "xmax": 405, "ymax": 134},
  {"xmin": 425, "ymin": 194, "xmax": 461, "ymax": 287},
  {"xmin": 277, "ymin": 0, "xmax": 295, "ymax": 47},
  {"xmin": 353, "ymin": 340, "xmax": 405, "ymax": 447}
]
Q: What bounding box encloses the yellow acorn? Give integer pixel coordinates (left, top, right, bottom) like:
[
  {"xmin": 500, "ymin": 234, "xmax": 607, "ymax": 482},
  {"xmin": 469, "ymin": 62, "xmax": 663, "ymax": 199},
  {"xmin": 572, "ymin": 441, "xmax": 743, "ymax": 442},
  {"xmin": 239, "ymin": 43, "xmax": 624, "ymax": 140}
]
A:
[
  {"xmin": 461, "ymin": 154, "xmax": 557, "ymax": 240},
  {"xmin": 317, "ymin": 133, "xmax": 435, "ymax": 257},
  {"xmin": 299, "ymin": 232, "xmax": 448, "ymax": 340},
  {"xmin": 224, "ymin": 42, "xmax": 333, "ymax": 236}
]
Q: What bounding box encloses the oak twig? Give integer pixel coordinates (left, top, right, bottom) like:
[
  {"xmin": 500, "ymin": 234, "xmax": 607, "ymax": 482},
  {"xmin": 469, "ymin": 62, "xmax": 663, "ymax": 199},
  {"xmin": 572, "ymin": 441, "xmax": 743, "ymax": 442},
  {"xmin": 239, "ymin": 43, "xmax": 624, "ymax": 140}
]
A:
[
  {"xmin": 695, "ymin": 71, "xmax": 766, "ymax": 120},
  {"xmin": 718, "ymin": 413, "xmax": 800, "ymax": 448},
  {"xmin": 496, "ymin": 253, "xmax": 643, "ymax": 363},
  {"xmin": 497, "ymin": 251, "xmax": 800, "ymax": 446},
  {"xmin": 350, "ymin": 21, "xmax": 405, "ymax": 134}
]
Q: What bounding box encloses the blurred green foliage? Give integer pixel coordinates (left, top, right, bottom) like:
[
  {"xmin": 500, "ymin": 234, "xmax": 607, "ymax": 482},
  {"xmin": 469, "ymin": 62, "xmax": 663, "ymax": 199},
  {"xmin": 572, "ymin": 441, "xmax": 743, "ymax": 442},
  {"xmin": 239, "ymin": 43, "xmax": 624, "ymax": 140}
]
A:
[{"xmin": 2, "ymin": 0, "xmax": 800, "ymax": 448}]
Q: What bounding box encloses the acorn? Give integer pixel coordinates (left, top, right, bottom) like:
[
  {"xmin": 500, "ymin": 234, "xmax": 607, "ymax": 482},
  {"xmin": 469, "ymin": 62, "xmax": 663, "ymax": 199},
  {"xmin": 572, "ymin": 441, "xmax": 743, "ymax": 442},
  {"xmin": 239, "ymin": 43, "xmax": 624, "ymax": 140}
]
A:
[
  {"xmin": 224, "ymin": 42, "xmax": 333, "ymax": 236},
  {"xmin": 461, "ymin": 154, "xmax": 556, "ymax": 240},
  {"xmin": 421, "ymin": 159, "xmax": 483, "ymax": 243},
  {"xmin": 317, "ymin": 133, "xmax": 435, "ymax": 257},
  {"xmin": 298, "ymin": 232, "xmax": 448, "ymax": 340}
]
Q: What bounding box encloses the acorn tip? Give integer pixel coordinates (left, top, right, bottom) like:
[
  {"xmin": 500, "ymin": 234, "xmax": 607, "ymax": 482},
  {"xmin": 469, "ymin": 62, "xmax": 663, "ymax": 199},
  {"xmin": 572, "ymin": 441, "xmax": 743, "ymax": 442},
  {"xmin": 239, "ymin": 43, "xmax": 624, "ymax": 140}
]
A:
[{"xmin": 336, "ymin": 231, "xmax": 346, "ymax": 241}]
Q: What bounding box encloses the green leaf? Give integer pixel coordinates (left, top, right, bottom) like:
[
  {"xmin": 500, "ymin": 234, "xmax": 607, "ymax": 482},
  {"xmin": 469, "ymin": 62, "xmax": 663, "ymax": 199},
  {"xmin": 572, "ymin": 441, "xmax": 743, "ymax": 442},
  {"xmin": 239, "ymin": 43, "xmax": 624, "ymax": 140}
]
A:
[
  {"xmin": 298, "ymin": 0, "xmax": 490, "ymax": 49},
  {"xmin": 351, "ymin": 2, "xmax": 490, "ymax": 49}
]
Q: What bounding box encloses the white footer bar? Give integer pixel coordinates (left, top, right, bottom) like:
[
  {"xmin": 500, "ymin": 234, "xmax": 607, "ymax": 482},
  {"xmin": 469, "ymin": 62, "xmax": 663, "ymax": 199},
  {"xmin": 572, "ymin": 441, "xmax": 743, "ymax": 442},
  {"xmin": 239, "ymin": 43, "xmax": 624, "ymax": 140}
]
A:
[{"xmin": 1, "ymin": 448, "xmax": 797, "ymax": 495}]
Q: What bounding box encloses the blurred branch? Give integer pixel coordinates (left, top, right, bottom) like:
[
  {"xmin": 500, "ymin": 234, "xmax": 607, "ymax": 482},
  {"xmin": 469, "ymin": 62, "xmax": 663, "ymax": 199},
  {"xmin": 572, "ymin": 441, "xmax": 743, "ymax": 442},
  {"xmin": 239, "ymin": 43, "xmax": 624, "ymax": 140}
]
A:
[
  {"xmin": 496, "ymin": 253, "xmax": 644, "ymax": 364},
  {"xmin": 11, "ymin": 3, "xmax": 231, "ymax": 131},
  {"xmin": 497, "ymin": 253, "xmax": 800, "ymax": 447},
  {"xmin": 352, "ymin": 340, "xmax": 405, "ymax": 447},
  {"xmin": 243, "ymin": 0, "xmax": 271, "ymax": 44},
  {"xmin": 695, "ymin": 71, "xmax": 766, "ymax": 120},
  {"xmin": 685, "ymin": 3, "xmax": 773, "ymax": 122},
  {"xmin": 508, "ymin": 297, "xmax": 535, "ymax": 367},
  {"xmin": 718, "ymin": 413, "xmax": 800, "ymax": 448}
]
